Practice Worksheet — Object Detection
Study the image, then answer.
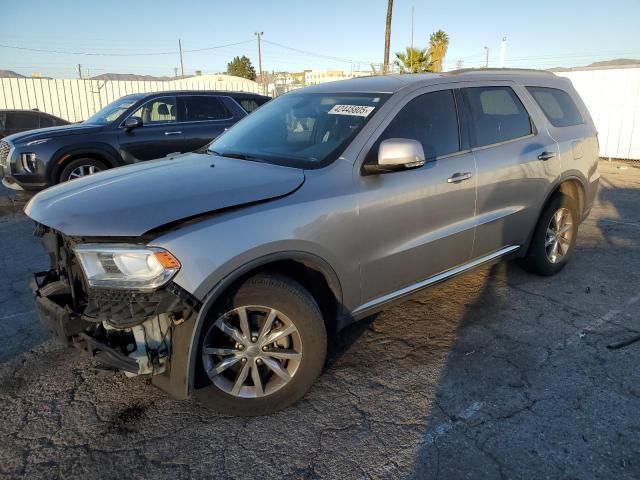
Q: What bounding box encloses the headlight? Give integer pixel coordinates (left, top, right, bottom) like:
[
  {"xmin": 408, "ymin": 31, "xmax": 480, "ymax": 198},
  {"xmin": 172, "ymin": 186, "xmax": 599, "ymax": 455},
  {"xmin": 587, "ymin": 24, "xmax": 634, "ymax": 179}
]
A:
[
  {"xmin": 73, "ymin": 244, "xmax": 180, "ymax": 290},
  {"xmin": 21, "ymin": 153, "xmax": 38, "ymax": 173}
]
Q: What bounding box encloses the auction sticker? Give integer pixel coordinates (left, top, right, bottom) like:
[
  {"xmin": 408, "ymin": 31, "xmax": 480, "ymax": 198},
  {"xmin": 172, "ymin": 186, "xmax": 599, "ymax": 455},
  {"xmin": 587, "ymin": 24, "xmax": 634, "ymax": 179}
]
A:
[{"xmin": 328, "ymin": 104, "xmax": 375, "ymax": 117}]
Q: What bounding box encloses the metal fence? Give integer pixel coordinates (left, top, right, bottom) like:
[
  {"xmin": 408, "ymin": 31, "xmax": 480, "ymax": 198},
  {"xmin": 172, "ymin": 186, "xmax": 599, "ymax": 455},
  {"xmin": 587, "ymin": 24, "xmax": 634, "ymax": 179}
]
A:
[
  {"xmin": 557, "ymin": 67, "xmax": 640, "ymax": 161},
  {"xmin": 0, "ymin": 76, "xmax": 264, "ymax": 123}
]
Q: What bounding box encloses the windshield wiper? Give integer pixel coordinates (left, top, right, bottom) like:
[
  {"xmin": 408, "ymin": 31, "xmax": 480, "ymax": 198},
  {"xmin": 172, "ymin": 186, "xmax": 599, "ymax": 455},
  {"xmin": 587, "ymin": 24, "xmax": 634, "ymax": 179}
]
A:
[{"xmin": 208, "ymin": 150, "xmax": 267, "ymax": 163}]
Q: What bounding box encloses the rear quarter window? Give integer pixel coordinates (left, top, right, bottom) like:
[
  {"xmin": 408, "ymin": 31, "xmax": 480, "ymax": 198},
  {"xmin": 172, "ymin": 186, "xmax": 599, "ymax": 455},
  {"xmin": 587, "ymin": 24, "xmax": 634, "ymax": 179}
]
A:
[
  {"xmin": 235, "ymin": 97, "xmax": 269, "ymax": 113},
  {"xmin": 526, "ymin": 86, "xmax": 584, "ymax": 128}
]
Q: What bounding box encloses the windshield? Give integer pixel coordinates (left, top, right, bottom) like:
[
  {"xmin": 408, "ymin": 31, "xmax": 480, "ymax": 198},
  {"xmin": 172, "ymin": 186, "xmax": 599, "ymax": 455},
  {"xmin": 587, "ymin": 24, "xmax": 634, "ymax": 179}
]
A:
[
  {"xmin": 84, "ymin": 95, "xmax": 144, "ymax": 125},
  {"xmin": 208, "ymin": 92, "xmax": 389, "ymax": 168}
]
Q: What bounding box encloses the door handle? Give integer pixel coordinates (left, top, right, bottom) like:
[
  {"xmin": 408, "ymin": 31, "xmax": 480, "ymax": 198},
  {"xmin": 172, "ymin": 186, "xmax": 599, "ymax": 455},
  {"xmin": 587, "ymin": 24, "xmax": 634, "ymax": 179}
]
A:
[
  {"xmin": 447, "ymin": 172, "xmax": 473, "ymax": 183},
  {"xmin": 164, "ymin": 131, "xmax": 182, "ymax": 136},
  {"xmin": 537, "ymin": 151, "xmax": 556, "ymax": 161}
]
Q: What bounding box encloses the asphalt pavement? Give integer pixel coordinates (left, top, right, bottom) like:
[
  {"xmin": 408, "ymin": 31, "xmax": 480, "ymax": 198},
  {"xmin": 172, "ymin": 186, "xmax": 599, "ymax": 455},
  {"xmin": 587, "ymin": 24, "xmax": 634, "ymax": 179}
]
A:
[{"xmin": 1, "ymin": 161, "xmax": 639, "ymax": 479}]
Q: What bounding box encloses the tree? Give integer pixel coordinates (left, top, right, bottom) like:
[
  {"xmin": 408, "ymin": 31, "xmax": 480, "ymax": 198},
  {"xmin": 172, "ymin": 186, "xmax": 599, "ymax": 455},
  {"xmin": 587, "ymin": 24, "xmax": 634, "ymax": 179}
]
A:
[
  {"xmin": 394, "ymin": 47, "xmax": 433, "ymax": 73},
  {"xmin": 428, "ymin": 30, "xmax": 450, "ymax": 72},
  {"xmin": 227, "ymin": 56, "xmax": 256, "ymax": 80}
]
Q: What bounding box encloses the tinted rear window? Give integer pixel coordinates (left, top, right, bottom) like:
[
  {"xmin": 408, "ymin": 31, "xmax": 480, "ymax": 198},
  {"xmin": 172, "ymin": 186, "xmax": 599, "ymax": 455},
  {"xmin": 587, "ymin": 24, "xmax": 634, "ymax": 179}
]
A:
[
  {"xmin": 527, "ymin": 86, "xmax": 584, "ymax": 127},
  {"xmin": 379, "ymin": 89, "xmax": 460, "ymax": 159},
  {"xmin": 6, "ymin": 112, "xmax": 40, "ymax": 130},
  {"xmin": 236, "ymin": 97, "xmax": 267, "ymax": 113},
  {"xmin": 182, "ymin": 96, "xmax": 232, "ymax": 121},
  {"xmin": 462, "ymin": 86, "xmax": 532, "ymax": 147}
]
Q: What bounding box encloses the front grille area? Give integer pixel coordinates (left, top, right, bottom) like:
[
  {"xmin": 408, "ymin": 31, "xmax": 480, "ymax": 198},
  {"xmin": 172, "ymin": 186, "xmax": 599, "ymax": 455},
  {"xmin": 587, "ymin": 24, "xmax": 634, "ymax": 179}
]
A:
[{"xmin": 0, "ymin": 140, "xmax": 10, "ymax": 168}]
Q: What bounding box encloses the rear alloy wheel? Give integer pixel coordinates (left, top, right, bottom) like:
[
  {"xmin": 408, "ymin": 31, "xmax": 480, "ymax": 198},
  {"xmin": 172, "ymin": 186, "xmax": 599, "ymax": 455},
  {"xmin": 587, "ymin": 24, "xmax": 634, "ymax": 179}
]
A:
[
  {"xmin": 520, "ymin": 192, "xmax": 579, "ymax": 276},
  {"xmin": 59, "ymin": 158, "xmax": 107, "ymax": 183},
  {"xmin": 196, "ymin": 274, "xmax": 327, "ymax": 416}
]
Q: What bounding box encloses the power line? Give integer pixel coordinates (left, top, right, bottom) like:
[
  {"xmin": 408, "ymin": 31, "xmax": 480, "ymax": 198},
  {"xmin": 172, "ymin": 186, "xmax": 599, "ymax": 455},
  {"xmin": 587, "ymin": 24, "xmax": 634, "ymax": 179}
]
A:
[
  {"xmin": 0, "ymin": 40, "xmax": 253, "ymax": 56},
  {"xmin": 261, "ymin": 39, "xmax": 378, "ymax": 65}
]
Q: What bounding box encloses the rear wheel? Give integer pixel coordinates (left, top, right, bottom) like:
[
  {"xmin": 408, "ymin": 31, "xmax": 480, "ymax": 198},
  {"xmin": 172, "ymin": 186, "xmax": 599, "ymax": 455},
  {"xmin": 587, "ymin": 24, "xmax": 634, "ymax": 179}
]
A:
[
  {"xmin": 195, "ymin": 274, "xmax": 327, "ymax": 416},
  {"xmin": 59, "ymin": 158, "xmax": 107, "ymax": 183},
  {"xmin": 520, "ymin": 193, "xmax": 579, "ymax": 276}
]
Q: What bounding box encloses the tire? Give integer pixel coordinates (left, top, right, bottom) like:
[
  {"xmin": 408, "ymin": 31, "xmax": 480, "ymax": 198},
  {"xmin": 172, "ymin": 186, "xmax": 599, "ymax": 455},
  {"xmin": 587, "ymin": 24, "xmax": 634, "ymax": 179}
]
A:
[
  {"xmin": 195, "ymin": 274, "xmax": 327, "ymax": 416},
  {"xmin": 519, "ymin": 193, "xmax": 579, "ymax": 276},
  {"xmin": 59, "ymin": 158, "xmax": 107, "ymax": 183}
]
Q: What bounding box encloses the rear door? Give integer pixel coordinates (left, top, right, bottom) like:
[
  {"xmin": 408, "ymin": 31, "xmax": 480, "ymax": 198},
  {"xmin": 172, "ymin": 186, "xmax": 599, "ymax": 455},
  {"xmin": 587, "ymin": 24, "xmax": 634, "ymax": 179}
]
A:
[
  {"xmin": 178, "ymin": 95, "xmax": 241, "ymax": 152},
  {"xmin": 460, "ymin": 83, "xmax": 560, "ymax": 258},
  {"xmin": 357, "ymin": 87, "xmax": 477, "ymax": 304},
  {"xmin": 525, "ymin": 84, "xmax": 599, "ymax": 209},
  {"xmin": 117, "ymin": 96, "xmax": 185, "ymax": 162}
]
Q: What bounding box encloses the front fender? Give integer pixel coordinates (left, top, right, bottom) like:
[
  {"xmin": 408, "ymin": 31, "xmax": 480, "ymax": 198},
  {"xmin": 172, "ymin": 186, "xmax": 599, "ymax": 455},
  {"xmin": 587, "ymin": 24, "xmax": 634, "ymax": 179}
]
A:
[{"xmin": 48, "ymin": 142, "xmax": 123, "ymax": 182}]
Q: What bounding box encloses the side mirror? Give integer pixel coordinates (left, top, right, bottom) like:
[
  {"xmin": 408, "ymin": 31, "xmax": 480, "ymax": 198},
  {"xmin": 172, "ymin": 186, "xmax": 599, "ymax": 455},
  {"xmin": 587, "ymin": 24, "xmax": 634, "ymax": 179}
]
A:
[
  {"xmin": 124, "ymin": 117, "xmax": 142, "ymax": 130},
  {"xmin": 363, "ymin": 138, "xmax": 426, "ymax": 174}
]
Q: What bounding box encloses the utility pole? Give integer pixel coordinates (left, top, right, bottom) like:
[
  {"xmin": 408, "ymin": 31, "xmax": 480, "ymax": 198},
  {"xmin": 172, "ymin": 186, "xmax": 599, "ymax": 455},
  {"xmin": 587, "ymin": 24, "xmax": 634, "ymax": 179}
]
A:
[
  {"xmin": 383, "ymin": 0, "xmax": 393, "ymax": 73},
  {"xmin": 255, "ymin": 32, "xmax": 264, "ymax": 86},
  {"xmin": 77, "ymin": 64, "xmax": 82, "ymax": 79},
  {"xmin": 178, "ymin": 39, "xmax": 184, "ymax": 77},
  {"xmin": 484, "ymin": 46, "xmax": 489, "ymax": 68},
  {"xmin": 410, "ymin": 6, "xmax": 414, "ymax": 72},
  {"xmin": 456, "ymin": 58, "xmax": 464, "ymax": 69},
  {"xmin": 174, "ymin": 67, "xmax": 178, "ymax": 78}
]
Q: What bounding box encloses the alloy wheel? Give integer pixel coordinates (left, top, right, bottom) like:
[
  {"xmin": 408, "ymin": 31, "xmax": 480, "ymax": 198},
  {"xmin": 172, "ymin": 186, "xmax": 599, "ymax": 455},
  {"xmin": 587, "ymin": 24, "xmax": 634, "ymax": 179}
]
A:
[
  {"xmin": 545, "ymin": 207, "xmax": 573, "ymax": 263},
  {"xmin": 68, "ymin": 164, "xmax": 101, "ymax": 180},
  {"xmin": 201, "ymin": 305, "xmax": 303, "ymax": 398}
]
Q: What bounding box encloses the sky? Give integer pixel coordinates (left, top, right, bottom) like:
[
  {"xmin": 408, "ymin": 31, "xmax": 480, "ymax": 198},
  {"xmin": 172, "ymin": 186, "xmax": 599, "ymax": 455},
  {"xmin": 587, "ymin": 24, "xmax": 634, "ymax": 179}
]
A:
[{"xmin": 2, "ymin": 0, "xmax": 640, "ymax": 78}]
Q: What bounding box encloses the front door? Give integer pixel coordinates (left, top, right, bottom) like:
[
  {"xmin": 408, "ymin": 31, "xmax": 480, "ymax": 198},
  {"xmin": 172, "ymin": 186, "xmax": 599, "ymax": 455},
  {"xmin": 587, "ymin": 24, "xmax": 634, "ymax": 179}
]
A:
[
  {"xmin": 357, "ymin": 88, "xmax": 477, "ymax": 305},
  {"xmin": 118, "ymin": 96, "xmax": 185, "ymax": 163}
]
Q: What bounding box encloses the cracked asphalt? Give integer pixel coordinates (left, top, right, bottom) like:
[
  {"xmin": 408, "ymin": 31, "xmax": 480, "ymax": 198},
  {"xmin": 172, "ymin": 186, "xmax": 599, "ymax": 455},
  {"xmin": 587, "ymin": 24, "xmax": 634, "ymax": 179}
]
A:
[{"xmin": 1, "ymin": 160, "xmax": 640, "ymax": 479}]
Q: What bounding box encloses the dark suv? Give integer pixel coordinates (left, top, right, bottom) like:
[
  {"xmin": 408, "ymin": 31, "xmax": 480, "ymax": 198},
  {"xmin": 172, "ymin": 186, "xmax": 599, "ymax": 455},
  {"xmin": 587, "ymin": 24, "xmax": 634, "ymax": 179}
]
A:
[
  {"xmin": 0, "ymin": 91, "xmax": 269, "ymax": 191},
  {"xmin": 0, "ymin": 109, "xmax": 69, "ymax": 138}
]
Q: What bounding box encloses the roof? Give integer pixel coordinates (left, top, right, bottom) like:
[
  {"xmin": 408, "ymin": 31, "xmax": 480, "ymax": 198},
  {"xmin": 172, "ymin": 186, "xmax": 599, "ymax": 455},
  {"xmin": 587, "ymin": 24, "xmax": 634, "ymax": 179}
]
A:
[
  {"xmin": 296, "ymin": 68, "xmax": 562, "ymax": 94},
  {"xmin": 125, "ymin": 90, "xmax": 270, "ymax": 99}
]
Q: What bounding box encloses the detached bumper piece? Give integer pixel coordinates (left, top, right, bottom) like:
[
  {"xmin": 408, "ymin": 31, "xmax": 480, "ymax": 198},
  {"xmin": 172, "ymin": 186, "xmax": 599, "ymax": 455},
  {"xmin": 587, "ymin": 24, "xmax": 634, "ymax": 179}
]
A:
[{"xmin": 76, "ymin": 332, "xmax": 139, "ymax": 374}]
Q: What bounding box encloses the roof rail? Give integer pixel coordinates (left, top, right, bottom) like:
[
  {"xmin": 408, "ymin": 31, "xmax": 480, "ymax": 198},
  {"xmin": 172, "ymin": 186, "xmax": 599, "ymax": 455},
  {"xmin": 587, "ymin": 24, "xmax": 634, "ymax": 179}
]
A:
[{"xmin": 448, "ymin": 68, "xmax": 555, "ymax": 76}]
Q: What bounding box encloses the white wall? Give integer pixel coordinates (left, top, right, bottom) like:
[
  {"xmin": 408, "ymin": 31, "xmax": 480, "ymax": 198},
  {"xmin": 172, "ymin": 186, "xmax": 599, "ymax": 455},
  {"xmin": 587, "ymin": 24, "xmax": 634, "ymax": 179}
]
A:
[
  {"xmin": 557, "ymin": 67, "xmax": 640, "ymax": 160},
  {"xmin": 0, "ymin": 76, "xmax": 262, "ymax": 123}
]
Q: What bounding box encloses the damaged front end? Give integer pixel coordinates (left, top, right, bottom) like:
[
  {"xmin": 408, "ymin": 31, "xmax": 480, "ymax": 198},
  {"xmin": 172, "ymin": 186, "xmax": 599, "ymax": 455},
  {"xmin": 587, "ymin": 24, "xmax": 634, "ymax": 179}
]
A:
[{"xmin": 31, "ymin": 225, "xmax": 200, "ymax": 381}]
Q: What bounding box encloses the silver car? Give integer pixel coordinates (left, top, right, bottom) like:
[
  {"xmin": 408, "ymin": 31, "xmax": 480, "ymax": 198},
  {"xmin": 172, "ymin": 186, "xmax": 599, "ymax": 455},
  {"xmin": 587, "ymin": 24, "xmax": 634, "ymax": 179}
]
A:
[{"xmin": 26, "ymin": 70, "xmax": 599, "ymax": 415}]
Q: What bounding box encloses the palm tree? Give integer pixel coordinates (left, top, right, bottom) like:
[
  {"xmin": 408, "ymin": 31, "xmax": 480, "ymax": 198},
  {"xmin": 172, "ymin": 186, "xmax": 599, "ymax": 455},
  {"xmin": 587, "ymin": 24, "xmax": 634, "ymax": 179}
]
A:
[
  {"xmin": 394, "ymin": 47, "xmax": 433, "ymax": 73},
  {"xmin": 428, "ymin": 30, "xmax": 450, "ymax": 72}
]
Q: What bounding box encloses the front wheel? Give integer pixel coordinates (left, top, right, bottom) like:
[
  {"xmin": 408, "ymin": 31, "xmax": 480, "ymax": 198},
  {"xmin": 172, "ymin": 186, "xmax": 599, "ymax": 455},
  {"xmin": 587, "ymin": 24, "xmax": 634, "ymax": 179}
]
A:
[
  {"xmin": 519, "ymin": 193, "xmax": 579, "ymax": 276},
  {"xmin": 195, "ymin": 274, "xmax": 327, "ymax": 416},
  {"xmin": 59, "ymin": 158, "xmax": 107, "ymax": 183}
]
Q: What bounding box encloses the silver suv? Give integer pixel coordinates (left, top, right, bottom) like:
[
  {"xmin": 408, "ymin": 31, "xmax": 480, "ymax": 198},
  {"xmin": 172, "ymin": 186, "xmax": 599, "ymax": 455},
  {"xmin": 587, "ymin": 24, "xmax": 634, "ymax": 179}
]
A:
[{"xmin": 26, "ymin": 70, "xmax": 599, "ymax": 415}]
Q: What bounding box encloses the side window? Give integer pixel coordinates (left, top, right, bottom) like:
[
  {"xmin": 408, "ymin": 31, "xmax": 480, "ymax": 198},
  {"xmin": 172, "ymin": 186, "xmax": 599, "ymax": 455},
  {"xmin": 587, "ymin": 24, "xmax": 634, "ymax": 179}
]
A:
[
  {"xmin": 182, "ymin": 96, "xmax": 232, "ymax": 122},
  {"xmin": 526, "ymin": 86, "xmax": 584, "ymax": 128},
  {"xmin": 378, "ymin": 89, "xmax": 460, "ymax": 160},
  {"xmin": 130, "ymin": 97, "xmax": 176, "ymax": 125},
  {"xmin": 6, "ymin": 112, "xmax": 40, "ymax": 130},
  {"xmin": 39, "ymin": 114, "xmax": 55, "ymax": 127},
  {"xmin": 462, "ymin": 86, "xmax": 532, "ymax": 147},
  {"xmin": 237, "ymin": 97, "xmax": 268, "ymax": 113}
]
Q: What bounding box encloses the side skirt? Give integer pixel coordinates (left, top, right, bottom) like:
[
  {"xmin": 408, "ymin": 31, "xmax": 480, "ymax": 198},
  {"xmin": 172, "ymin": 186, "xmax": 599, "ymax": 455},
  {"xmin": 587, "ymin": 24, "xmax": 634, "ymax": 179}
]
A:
[{"xmin": 350, "ymin": 245, "xmax": 520, "ymax": 321}]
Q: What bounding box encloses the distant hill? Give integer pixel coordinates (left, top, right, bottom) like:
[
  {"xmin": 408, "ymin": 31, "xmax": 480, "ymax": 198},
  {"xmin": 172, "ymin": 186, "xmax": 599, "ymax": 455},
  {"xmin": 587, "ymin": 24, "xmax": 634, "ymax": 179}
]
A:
[
  {"xmin": 587, "ymin": 58, "xmax": 640, "ymax": 67},
  {"xmin": 0, "ymin": 70, "xmax": 26, "ymax": 78},
  {"xmin": 550, "ymin": 58, "xmax": 640, "ymax": 72},
  {"xmin": 90, "ymin": 73, "xmax": 192, "ymax": 81}
]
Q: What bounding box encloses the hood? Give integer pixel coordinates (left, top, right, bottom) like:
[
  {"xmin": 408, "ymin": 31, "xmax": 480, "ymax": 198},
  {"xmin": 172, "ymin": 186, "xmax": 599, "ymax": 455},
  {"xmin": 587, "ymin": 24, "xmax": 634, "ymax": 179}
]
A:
[
  {"xmin": 5, "ymin": 123, "xmax": 104, "ymax": 144},
  {"xmin": 25, "ymin": 153, "xmax": 305, "ymax": 237}
]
